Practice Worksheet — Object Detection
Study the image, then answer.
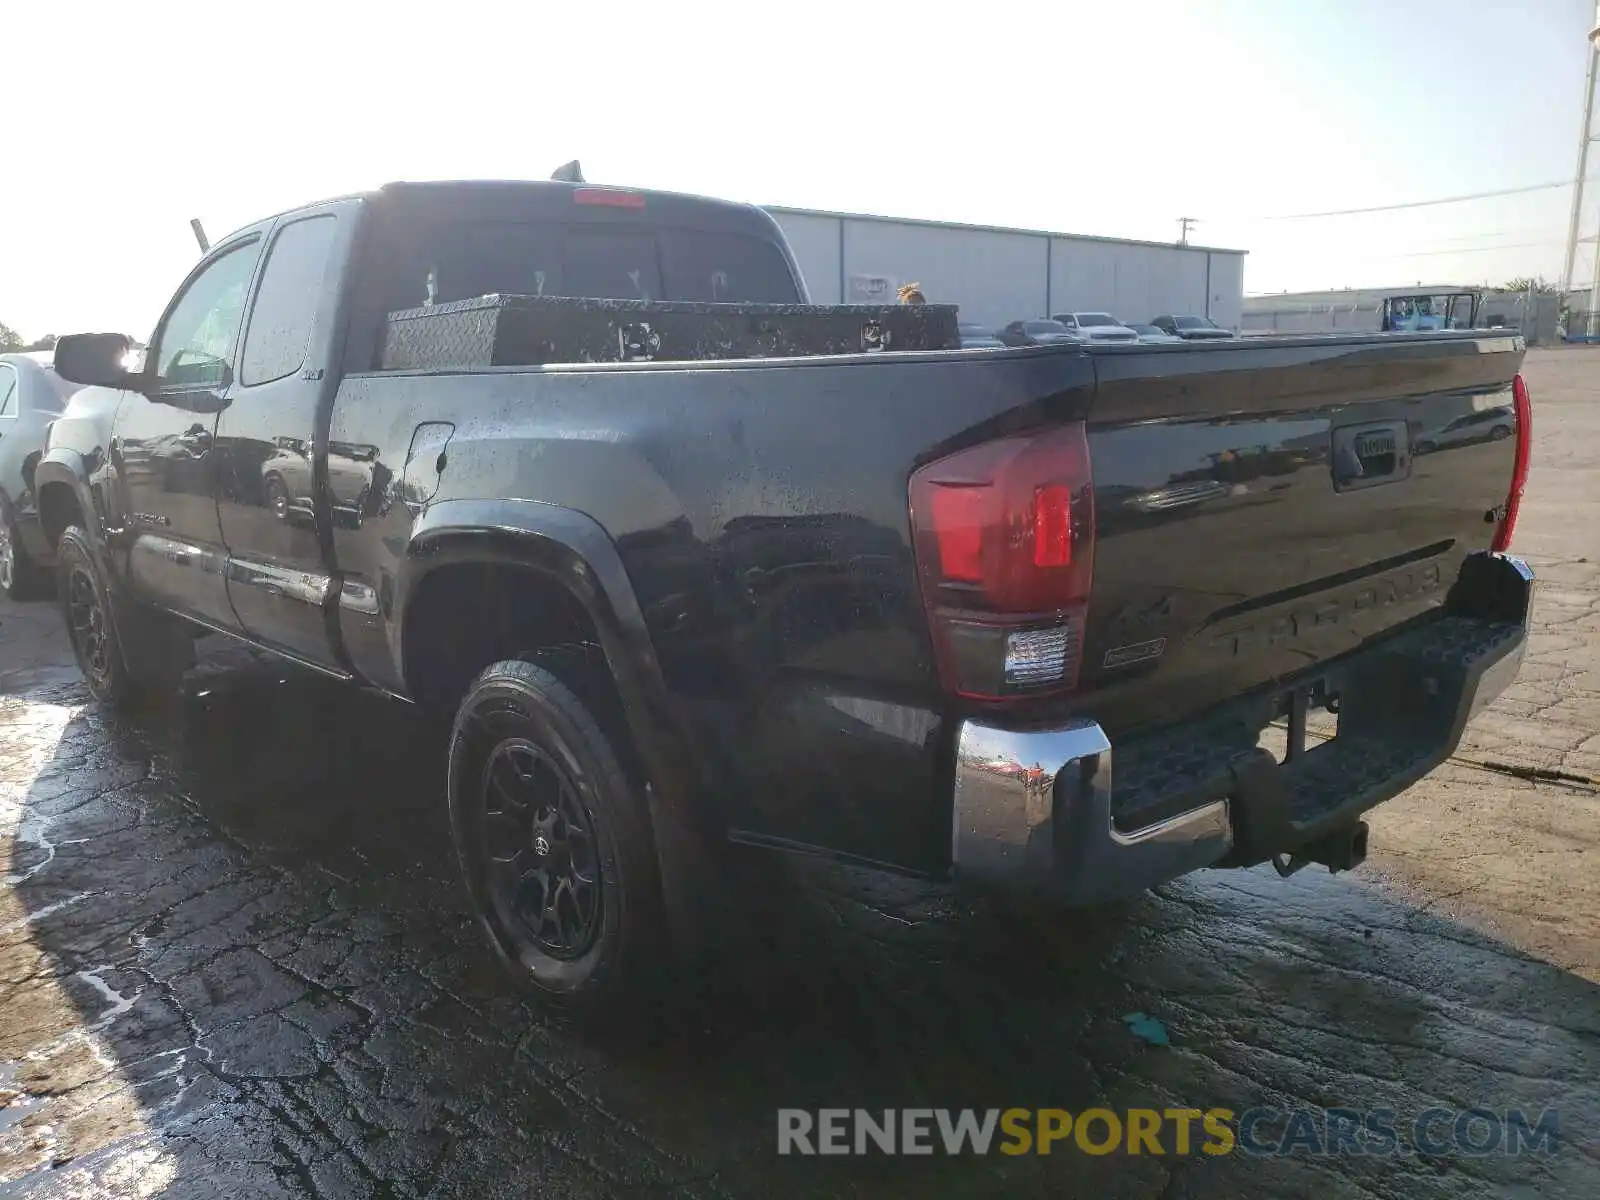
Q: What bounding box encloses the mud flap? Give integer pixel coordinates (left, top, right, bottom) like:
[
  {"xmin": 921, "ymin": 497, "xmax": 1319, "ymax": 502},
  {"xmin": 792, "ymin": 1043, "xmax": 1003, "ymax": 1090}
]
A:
[
  {"xmin": 645, "ymin": 781, "xmax": 769, "ymax": 971},
  {"xmin": 109, "ymin": 587, "xmax": 196, "ymax": 688}
]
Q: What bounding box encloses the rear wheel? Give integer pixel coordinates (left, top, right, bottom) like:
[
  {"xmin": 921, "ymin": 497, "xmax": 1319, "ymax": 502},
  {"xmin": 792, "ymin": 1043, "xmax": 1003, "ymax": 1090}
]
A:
[{"xmin": 447, "ymin": 659, "xmax": 662, "ymax": 1014}]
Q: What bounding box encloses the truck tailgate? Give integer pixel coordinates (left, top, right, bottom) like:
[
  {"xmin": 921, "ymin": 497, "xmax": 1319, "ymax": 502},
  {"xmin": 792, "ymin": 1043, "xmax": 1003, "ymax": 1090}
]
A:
[{"xmin": 1077, "ymin": 333, "xmax": 1526, "ymax": 740}]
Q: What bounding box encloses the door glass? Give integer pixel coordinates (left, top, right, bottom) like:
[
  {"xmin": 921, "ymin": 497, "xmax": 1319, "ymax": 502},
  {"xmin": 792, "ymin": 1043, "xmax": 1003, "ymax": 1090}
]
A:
[
  {"xmin": 0, "ymin": 366, "xmax": 16, "ymax": 417},
  {"xmin": 240, "ymin": 216, "xmax": 338, "ymax": 386},
  {"xmin": 151, "ymin": 240, "xmax": 262, "ymax": 390}
]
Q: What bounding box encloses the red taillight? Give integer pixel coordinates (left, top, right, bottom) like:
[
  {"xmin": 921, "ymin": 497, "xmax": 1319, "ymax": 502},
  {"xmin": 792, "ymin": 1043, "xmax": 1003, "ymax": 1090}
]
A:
[
  {"xmin": 1492, "ymin": 373, "xmax": 1532, "ymax": 553},
  {"xmin": 573, "ymin": 187, "xmax": 646, "ymax": 210},
  {"xmin": 1033, "ymin": 484, "xmax": 1073, "ymax": 567},
  {"xmin": 929, "ymin": 486, "xmax": 986, "ymax": 582},
  {"xmin": 909, "ymin": 424, "xmax": 1095, "ymax": 701}
]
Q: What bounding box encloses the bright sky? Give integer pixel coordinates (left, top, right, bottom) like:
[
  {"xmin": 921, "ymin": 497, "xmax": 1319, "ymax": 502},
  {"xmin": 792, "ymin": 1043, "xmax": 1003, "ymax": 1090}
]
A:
[{"xmin": 4, "ymin": 0, "xmax": 1594, "ymax": 339}]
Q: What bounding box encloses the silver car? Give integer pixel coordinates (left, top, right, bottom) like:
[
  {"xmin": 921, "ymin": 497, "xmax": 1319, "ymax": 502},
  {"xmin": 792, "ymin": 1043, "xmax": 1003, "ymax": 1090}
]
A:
[
  {"xmin": 0, "ymin": 353, "xmax": 83, "ymax": 598},
  {"xmin": 1050, "ymin": 312, "xmax": 1141, "ymax": 344}
]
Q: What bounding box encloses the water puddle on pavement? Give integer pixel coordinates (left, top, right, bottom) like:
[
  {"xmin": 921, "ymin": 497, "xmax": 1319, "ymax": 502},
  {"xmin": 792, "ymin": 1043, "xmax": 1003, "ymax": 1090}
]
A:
[{"xmin": 0, "ymin": 1064, "xmax": 44, "ymax": 1135}]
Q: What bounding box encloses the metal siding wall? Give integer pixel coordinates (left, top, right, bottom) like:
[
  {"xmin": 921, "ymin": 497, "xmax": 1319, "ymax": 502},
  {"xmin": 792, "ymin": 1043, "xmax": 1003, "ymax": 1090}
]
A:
[
  {"xmin": 766, "ymin": 210, "xmax": 1246, "ymax": 330},
  {"xmin": 770, "ymin": 211, "xmax": 844, "ymax": 303},
  {"xmin": 1205, "ymin": 254, "xmax": 1245, "ymax": 329},
  {"xmin": 838, "ymin": 220, "xmax": 1047, "ymax": 328},
  {"xmin": 1049, "ymin": 239, "xmax": 1117, "ymax": 314},
  {"xmin": 1049, "ymin": 240, "xmax": 1210, "ymax": 324}
]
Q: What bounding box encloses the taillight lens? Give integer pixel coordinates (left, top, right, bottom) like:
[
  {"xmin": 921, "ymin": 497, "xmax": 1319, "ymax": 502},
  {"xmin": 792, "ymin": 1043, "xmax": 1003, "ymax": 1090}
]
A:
[
  {"xmin": 1492, "ymin": 373, "xmax": 1532, "ymax": 553},
  {"xmin": 909, "ymin": 424, "xmax": 1095, "ymax": 701}
]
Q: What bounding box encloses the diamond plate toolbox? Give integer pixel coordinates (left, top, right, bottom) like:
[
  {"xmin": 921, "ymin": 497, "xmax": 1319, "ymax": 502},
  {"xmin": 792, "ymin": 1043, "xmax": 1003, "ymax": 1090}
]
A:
[{"xmin": 378, "ymin": 294, "xmax": 961, "ymax": 370}]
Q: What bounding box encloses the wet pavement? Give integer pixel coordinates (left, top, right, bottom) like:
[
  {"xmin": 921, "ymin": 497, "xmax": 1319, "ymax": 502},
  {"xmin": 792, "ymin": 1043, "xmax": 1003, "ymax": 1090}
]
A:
[{"xmin": 1, "ymin": 349, "xmax": 1597, "ymax": 1198}]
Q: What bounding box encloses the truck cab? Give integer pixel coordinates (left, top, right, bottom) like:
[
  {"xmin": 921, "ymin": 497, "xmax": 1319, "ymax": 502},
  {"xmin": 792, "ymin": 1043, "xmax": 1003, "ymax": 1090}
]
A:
[{"xmin": 1381, "ymin": 290, "xmax": 1480, "ymax": 333}]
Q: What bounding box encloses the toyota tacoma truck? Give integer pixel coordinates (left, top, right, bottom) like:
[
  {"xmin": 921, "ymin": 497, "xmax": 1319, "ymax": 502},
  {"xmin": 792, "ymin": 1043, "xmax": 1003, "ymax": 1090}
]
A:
[{"xmin": 40, "ymin": 179, "xmax": 1535, "ymax": 1012}]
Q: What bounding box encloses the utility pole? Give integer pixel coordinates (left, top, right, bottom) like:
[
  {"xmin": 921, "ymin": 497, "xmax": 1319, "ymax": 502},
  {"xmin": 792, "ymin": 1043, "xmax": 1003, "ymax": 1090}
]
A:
[
  {"xmin": 1559, "ymin": 2, "xmax": 1600, "ymax": 334},
  {"xmin": 1178, "ymin": 217, "xmax": 1197, "ymax": 246}
]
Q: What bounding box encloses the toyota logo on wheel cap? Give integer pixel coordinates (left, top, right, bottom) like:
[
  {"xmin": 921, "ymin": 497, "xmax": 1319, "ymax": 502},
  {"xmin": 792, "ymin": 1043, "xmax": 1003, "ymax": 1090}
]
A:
[{"xmin": 533, "ymin": 835, "xmax": 551, "ymax": 857}]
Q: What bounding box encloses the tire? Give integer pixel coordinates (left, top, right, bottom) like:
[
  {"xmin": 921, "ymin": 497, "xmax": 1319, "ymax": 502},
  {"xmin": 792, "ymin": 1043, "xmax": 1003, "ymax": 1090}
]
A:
[
  {"xmin": 0, "ymin": 505, "xmax": 44, "ymax": 601},
  {"xmin": 447, "ymin": 659, "xmax": 662, "ymax": 1014},
  {"xmin": 1491, "ymin": 424, "xmax": 1512, "ymax": 440},
  {"xmin": 56, "ymin": 526, "xmax": 187, "ymax": 708},
  {"xmin": 264, "ymin": 474, "xmax": 289, "ymax": 522}
]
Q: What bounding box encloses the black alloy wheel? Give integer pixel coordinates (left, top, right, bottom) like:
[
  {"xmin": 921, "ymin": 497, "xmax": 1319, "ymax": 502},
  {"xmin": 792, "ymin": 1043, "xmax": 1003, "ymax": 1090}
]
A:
[
  {"xmin": 480, "ymin": 738, "xmax": 603, "ymax": 959},
  {"xmin": 447, "ymin": 659, "xmax": 661, "ymax": 1012}
]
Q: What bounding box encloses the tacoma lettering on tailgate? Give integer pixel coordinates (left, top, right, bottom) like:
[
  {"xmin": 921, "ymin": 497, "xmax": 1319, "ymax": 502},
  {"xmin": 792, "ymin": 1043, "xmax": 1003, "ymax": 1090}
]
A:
[{"xmin": 1207, "ymin": 562, "xmax": 1443, "ymax": 658}]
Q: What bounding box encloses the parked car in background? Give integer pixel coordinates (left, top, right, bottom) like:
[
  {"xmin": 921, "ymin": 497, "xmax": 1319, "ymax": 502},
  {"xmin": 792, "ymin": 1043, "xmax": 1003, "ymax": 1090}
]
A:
[
  {"xmin": 1049, "ymin": 312, "xmax": 1140, "ymax": 344},
  {"xmin": 1414, "ymin": 405, "xmax": 1514, "ymax": 455},
  {"xmin": 1151, "ymin": 314, "xmax": 1234, "ymax": 341},
  {"xmin": 1126, "ymin": 323, "xmax": 1186, "ymax": 345},
  {"xmin": 958, "ymin": 322, "xmax": 1006, "ymax": 349},
  {"xmin": 997, "ymin": 318, "xmax": 1084, "ymax": 346},
  {"xmin": 0, "ymin": 352, "xmax": 82, "ymax": 598}
]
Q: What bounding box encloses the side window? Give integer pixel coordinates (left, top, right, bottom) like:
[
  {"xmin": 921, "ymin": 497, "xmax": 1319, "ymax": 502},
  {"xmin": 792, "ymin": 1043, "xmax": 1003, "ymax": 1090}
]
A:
[
  {"xmin": 0, "ymin": 366, "xmax": 17, "ymax": 418},
  {"xmin": 150, "ymin": 239, "xmax": 262, "ymax": 390},
  {"xmin": 240, "ymin": 216, "xmax": 339, "ymax": 386}
]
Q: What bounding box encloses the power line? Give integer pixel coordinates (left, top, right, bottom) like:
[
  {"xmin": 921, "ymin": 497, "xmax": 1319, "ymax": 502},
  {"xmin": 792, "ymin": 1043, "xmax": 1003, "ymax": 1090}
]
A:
[
  {"xmin": 1256, "ymin": 178, "xmax": 1597, "ymax": 221},
  {"xmin": 1390, "ymin": 239, "xmax": 1566, "ymax": 259}
]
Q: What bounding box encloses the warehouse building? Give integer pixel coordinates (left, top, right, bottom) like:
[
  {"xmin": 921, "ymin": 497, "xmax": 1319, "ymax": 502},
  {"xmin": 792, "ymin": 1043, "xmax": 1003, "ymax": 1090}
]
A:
[{"xmin": 765, "ymin": 207, "xmax": 1247, "ymax": 331}]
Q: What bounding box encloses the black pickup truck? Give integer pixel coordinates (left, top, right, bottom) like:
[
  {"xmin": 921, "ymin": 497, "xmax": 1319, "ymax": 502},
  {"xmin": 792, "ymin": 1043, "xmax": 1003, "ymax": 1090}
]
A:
[{"xmin": 41, "ymin": 179, "xmax": 1535, "ymax": 1012}]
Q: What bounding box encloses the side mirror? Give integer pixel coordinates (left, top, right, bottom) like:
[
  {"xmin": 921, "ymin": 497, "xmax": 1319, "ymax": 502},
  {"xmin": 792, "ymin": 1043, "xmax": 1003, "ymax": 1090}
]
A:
[{"xmin": 52, "ymin": 333, "xmax": 139, "ymax": 389}]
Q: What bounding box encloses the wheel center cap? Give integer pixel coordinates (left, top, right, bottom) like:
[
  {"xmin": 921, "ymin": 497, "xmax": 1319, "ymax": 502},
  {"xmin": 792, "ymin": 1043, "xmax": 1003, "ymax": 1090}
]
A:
[{"xmin": 533, "ymin": 834, "xmax": 551, "ymax": 857}]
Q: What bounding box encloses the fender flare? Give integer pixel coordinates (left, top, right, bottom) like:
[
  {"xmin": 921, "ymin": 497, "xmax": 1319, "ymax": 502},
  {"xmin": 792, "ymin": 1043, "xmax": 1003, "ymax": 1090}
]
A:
[
  {"xmin": 33, "ymin": 449, "xmax": 122, "ymax": 585},
  {"xmin": 396, "ymin": 498, "xmax": 703, "ymax": 828},
  {"xmin": 33, "ymin": 449, "xmax": 106, "ymax": 546}
]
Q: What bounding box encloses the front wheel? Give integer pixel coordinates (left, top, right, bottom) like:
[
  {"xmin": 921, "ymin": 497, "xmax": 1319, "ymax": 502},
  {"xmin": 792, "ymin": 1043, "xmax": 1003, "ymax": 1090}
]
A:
[
  {"xmin": 447, "ymin": 660, "xmax": 662, "ymax": 1015},
  {"xmin": 56, "ymin": 526, "xmax": 187, "ymax": 708}
]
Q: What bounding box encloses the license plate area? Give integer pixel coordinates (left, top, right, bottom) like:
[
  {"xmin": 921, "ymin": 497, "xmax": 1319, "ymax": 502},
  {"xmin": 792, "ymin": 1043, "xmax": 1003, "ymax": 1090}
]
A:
[{"xmin": 1332, "ymin": 420, "xmax": 1411, "ymax": 492}]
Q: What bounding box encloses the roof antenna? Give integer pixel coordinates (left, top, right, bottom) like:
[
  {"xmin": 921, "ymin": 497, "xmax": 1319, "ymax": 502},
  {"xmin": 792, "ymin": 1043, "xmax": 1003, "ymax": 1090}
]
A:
[
  {"xmin": 190, "ymin": 218, "xmax": 210, "ymax": 253},
  {"xmin": 550, "ymin": 160, "xmax": 585, "ymax": 183}
]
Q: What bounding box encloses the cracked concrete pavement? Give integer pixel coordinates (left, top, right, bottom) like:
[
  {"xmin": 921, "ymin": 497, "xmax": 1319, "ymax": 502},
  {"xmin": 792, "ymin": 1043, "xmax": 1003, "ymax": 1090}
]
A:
[{"xmin": 0, "ymin": 348, "xmax": 1596, "ymax": 1198}]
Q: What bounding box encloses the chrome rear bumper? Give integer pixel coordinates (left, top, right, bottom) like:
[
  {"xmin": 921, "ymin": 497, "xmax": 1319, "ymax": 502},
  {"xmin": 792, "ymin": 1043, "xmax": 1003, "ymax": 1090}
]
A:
[{"xmin": 952, "ymin": 720, "xmax": 1230, "ymax": 903}]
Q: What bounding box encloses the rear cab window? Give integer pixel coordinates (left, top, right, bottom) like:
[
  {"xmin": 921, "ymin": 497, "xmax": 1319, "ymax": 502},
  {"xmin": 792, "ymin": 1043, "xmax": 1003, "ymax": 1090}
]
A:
[
  {"xmin": 399, "ymin": 223, "xmax": 800, "ymax": 310},
  {"xmin": 354, "ymin": 185, "xmax": 806, "ymax": 370},
  {"xmin": 371, "ymin": 187, "xmax": 802, "ymax": 316}
]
